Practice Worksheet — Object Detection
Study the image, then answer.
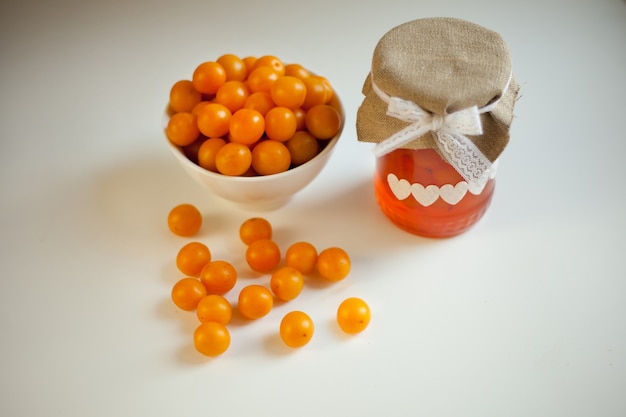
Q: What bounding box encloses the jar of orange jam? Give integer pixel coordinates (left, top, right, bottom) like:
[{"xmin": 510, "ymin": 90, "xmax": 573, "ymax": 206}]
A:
[
  {"xmin": 374, "ymin": 148, "xmax": 496, "ymax": 237},
  {"xmin": 356, "ymin": 18, "xmax": 519, "ymax": 238}
]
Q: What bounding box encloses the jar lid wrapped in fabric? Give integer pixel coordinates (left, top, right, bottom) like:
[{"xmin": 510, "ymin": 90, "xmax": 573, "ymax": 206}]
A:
[{"xmin": 357, "ymin": 17, "xmax": 520, "ymax": 192}]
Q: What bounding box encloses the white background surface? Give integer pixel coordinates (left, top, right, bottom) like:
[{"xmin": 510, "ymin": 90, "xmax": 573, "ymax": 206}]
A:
[{"xmin": 1, "ymin": 0, "xmax": 625, "ymax": 416}]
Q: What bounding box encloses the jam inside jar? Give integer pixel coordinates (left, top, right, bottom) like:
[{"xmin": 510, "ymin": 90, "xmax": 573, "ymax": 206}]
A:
[{"xmin": 374, "ymin": 148, "xmax": 495, "ymax": 238}]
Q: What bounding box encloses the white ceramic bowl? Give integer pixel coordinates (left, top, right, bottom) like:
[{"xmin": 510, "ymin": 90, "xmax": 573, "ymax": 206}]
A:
[{"xmin": 164, "ymin": 98, "xmax": 344, "ymax": 211}]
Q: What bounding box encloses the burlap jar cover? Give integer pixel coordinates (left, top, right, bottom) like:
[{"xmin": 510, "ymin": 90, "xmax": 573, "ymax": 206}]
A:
[{"xmin": 357, "ymin": 17, "xmax": 519, "ymax": 194}]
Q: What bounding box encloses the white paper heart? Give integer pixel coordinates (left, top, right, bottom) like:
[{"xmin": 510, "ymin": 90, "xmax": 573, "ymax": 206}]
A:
[
  {"xmin": 387, "ymin": 173, "xmax": 411, "ymax": 200},
  {"xmin": 440, "ymin": 182, "xmax": 469, "ymax": 205},
  {"xmin": 411, "ymin": 183, "xmax": 440, "ymax": 206}
]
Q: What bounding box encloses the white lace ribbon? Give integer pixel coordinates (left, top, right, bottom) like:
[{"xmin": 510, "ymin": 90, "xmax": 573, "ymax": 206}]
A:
[{"xmin": 371, "ymin": 80, "xmax": 505, "ymax": 193}]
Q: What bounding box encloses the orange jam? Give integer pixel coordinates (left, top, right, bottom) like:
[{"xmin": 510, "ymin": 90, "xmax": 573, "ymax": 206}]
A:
[{"xmin": 374, "ymin": 148, "xmax": 495, "ymax": 238}]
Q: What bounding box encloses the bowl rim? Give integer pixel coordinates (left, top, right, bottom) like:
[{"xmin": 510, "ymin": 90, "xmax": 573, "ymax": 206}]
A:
[{"xmin": 163, "ymin": 97, "xmax": 345, "ymax": 183}]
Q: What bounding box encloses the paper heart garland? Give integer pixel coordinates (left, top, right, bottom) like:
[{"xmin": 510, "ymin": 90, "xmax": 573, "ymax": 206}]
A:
[{"xmin": 387, "ymin": 173, "xmax": 479, "ymax": 206}]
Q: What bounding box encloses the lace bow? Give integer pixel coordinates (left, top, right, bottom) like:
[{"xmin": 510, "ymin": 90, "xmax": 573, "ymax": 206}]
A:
[{"xmin": 371, "ymin": 81, "xmax": 497, "ymax": 193}]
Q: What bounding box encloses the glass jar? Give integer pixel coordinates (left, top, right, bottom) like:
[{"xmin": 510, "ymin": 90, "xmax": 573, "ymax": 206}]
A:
[{"xmin": 374, "ymin": 147, "xmax": 495, "ymax": 238}]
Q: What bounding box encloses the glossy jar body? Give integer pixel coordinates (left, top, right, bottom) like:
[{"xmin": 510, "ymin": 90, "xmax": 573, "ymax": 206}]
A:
[{"xmin": 374, "ymin": 148, "xmax": 495, "ymax": 238}]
